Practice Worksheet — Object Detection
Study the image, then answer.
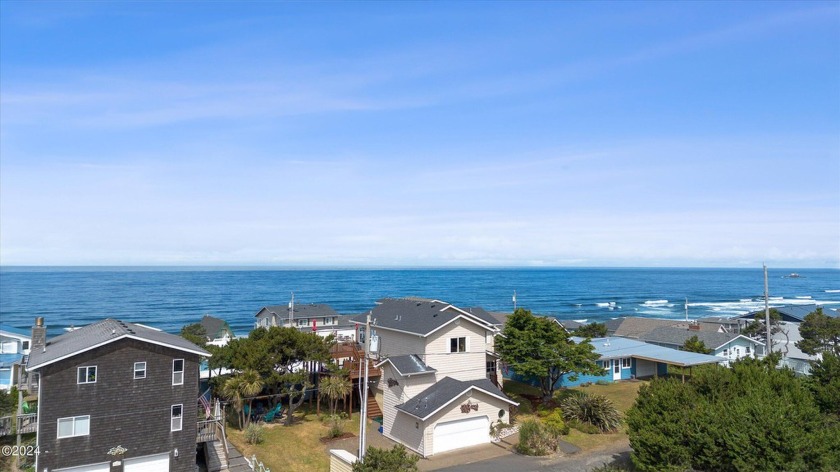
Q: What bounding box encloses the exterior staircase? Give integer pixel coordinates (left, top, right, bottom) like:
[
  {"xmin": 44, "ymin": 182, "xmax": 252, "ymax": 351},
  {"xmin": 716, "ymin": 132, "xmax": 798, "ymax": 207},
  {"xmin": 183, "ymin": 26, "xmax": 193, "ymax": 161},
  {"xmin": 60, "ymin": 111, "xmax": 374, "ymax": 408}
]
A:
[
  {"xmin": 206, "ymin": 440, "xmax": 228, "ymax": 472},
  {"xmin": 366, "ymin": 392, "xmax": 382, "ymax": 419}
]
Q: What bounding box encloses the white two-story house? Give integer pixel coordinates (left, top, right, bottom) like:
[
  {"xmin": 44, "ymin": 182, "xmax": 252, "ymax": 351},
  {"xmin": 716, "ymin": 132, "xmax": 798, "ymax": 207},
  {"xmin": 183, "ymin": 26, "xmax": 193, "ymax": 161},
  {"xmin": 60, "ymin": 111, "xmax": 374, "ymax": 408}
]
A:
[
  {"xmin": 255, "ymin": 302, "xmax": 356, "ymax": 340},
  {"xmin": 355, "ymin": 299, "xmax": 516, "ymax": 457}
]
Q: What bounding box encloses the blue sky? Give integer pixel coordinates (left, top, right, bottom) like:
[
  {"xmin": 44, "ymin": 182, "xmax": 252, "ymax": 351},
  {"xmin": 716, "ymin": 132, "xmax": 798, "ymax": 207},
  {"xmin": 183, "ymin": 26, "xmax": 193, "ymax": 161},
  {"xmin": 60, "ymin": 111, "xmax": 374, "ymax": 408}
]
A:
[{"xmin": 1, "ymin": 1, "xmax": 838, "ymax": 268}]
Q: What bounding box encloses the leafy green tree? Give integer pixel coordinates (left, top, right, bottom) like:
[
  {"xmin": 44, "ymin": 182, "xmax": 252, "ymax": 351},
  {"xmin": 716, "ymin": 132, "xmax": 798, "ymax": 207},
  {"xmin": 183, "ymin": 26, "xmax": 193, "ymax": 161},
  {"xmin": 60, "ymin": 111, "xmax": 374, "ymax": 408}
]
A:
[
  {"xmin": 627, "ymin": 361, "xmax": 836, "ymax": 472},
  {"xmin": 180, "ymin": 322, "xmax": 208, "ymax": 347},
  {"xmin": 222, "ymin": 369, "xmax": 264, "ymax": 429},
  {"xmin": 497, "ymin": 308, "xmax": 602, "ymax": 401},
  {"xmin": 797, "ymin": 307, "xmax": 840, "ymax": 356},
  {"xmin": 808, "ymin": 352, "xmax": 840, "ymax": 416},
  {"xmin": 681, "ymin": 335, "xmax": 712, "ymax": 354},
  {"xmin": 0, "ymin": 388, "xmax": 15, "ymax": 415},
  {"xmin": 353, "ymin": 444, "xmax": 419, "ymax": 472},
  {"xmin": 575, "ymin": 322, "xmax": 607, "ymax": 338}
]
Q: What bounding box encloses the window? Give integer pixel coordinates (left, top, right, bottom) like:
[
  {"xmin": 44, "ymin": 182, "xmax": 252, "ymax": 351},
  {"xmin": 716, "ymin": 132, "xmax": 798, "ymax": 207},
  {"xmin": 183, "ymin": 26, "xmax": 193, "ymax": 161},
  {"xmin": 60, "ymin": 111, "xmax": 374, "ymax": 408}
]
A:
[
  {"xmin": 172, "ymin": 359, "xmax": 184, "ymax": 385},
  {"xmin": 134, "ymin": 362, "xmax": 146, "ymax": 379},
  {"xmin": 77, "ymin": 366, "xmax": 96, "ymax": 384},
  {"xmin": 486, "ymin": 360, "xmax": 497, "ymax": 375},
  {"xmin": 57, "ymin": 415, "xmax": 90, "ymax": 438},
  {"xmin": 22, "ymin": 341, "xmax": 30, "ymax": 350},
  {"xmin": 746, "ymin": 346, "xmax": 751, "ymax": 354},
  {"xmin": 449, "ymin": 337, "xmax": 467, "ymax": 353},
  {"xmin": 171, "ymin": 404, "xmax": 183, "ymax": 431},
  {"xmin": 621, "ymin": 358, "xmax": 631, "ymax": 368},
  {"xmin": 723, "ymin": 349, "xmax": 729, "ymax": 357}
]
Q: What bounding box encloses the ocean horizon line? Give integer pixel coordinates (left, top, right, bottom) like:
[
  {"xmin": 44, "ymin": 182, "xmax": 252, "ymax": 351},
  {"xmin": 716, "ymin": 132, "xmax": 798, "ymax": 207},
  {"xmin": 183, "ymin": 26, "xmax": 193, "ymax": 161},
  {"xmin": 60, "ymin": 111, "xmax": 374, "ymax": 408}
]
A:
[{"xmin": 1, "ymin": 264, "xmax": 838, "ymax": 272}]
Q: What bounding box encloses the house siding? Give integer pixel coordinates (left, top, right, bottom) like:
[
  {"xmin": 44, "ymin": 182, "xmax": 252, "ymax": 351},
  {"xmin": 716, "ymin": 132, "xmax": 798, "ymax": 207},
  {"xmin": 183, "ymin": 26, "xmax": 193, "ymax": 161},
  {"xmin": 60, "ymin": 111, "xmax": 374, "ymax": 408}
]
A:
[
  {"xmin": 36, "ymin": 338, "xmax": 199, "ymax": 472},
  {"xmin": 425, "ymin": 322, "xmax": 486, "ymax": 381},
  {"xmin": 422, "ymin": 389, "xmax": 511, "ymax": 456},
  {"xmin": 376, "ymin": 330, "xmax": 425, "ymax": 359},
  {"xmin": 380, "ymin": 364, "xmax": 426, "ymax": 456}
]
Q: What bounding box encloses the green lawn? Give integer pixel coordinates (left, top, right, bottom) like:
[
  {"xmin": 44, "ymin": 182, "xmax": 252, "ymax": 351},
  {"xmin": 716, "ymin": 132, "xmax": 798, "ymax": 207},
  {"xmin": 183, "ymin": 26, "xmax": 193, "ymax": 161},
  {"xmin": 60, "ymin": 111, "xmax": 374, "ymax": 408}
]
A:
[
  {"xmin": 226, "ymin": 408, "xmax": 365, "ymax": 472},
  {"xmin": 504, "ymin": 379, "xmax": 645, "ymax": 452}
]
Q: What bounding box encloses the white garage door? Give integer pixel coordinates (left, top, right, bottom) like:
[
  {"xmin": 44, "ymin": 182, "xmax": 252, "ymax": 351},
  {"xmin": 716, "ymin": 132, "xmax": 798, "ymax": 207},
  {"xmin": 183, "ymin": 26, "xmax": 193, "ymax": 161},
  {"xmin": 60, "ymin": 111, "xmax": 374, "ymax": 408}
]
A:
[
  {"xmin": 55, "ymin": 463, "xmax": 110, "ymax": 472},
  {"xmin": 124, "ymin": 452, "xmax": 170, "ymax": 472},
  {"xmin": 433, "ymin": 416, "xmax": 490, "ymax": 454}
]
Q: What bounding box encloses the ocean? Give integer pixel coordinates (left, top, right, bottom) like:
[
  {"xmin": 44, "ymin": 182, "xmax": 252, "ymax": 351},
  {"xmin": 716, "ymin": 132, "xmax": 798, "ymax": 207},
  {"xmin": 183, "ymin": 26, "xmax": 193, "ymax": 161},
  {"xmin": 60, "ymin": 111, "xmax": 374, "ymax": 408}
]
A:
[{"xmin": 0, "ymin": 267, "xmax": 837, "ymax": 337}]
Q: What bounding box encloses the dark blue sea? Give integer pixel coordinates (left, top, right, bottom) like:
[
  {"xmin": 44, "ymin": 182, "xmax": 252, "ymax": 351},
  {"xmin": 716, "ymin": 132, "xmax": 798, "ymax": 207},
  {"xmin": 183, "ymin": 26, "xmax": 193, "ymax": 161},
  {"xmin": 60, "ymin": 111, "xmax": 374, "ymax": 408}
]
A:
[{"xmin": 1, "ymin": 267, "xmax": 837, "ymax": 337}]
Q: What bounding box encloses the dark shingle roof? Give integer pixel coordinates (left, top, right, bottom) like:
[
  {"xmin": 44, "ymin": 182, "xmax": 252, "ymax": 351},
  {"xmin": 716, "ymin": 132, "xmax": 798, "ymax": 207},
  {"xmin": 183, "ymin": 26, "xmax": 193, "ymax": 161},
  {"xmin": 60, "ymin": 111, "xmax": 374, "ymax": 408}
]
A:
[
  {"xmin": 257, "ymin": 303, "xmax": 339, "ymax": 319},
  {"xmin": 27, "ymin": 319, "xmax": 210, "ymax": 370},
  {"xmin": 462, "ymin": 307, "xmax": 503, "ymax": 327},
  {"xmin": 352, "ymin": 299, "xmax": 497, "ymax": 336},
  {"xmin": 606, "ymin": 317, "xmax": 690, "ymax": 338},
  {"xmin": 742, "ymin": 304, "xmax": 838, "ymax": 323},
  {"xmin": 640, "ymin": 326, "xmax": 754, "ymax": 350},
  {"xmin": 395, "ymin": 377, "xmax": 515, "ymax": 420},
  {"xmin": 377, "ymin": 354, "xmax": 436, "ymax": 376},
  {"xmin": 200, "ymin": 315, "xmax": 231, "ymax": 339}
]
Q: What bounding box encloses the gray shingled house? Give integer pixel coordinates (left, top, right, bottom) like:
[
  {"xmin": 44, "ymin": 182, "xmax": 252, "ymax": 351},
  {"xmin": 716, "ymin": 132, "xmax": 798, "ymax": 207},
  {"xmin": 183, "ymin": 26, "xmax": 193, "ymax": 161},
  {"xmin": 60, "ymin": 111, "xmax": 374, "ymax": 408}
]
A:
[
  {"xmin": 355, "ymin": 299, "xmax": 517, "ymax": 457},
  {"xmin": 26, "ymin": 317, "xmax": 210, "ymax": 472}
]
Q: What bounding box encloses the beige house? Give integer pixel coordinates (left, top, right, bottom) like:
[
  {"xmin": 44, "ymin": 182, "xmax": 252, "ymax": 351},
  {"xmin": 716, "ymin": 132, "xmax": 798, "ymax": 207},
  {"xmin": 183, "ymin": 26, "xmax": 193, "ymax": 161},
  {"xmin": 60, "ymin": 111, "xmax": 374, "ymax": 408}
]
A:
[{"xmin": 357, "ymin": 299, "xmax": 516, "ymax": 457}]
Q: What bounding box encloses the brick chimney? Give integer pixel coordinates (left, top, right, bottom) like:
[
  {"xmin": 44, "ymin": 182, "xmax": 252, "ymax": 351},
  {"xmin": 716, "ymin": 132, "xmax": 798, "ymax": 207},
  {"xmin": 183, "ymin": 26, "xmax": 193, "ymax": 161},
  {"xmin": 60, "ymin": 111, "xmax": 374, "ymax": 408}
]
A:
[
  {"xmin": 31, "ymin": 317, "xmax": 46, "ymax": 351},
  {"xmin": 688, "ymin": 323, "xmax": 700, "ymax": 331}
]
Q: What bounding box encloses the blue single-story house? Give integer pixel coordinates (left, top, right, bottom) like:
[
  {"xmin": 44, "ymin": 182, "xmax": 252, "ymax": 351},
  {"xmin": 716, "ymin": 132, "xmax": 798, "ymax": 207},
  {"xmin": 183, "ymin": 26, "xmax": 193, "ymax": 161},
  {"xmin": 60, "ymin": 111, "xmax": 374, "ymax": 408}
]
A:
[
  {"xmin": 0, "ymin": 324, "xmax": 31, "ymax": 391},
  {"xmin": 506, "ymin": 336, "xmax": 724, "ymax": 389}
]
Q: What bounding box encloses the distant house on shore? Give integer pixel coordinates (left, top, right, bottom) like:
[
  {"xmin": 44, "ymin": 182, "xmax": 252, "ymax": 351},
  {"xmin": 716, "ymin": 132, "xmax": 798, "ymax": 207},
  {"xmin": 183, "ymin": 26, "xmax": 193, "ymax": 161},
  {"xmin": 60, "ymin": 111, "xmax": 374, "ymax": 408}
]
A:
[
  {"xmin": 255, "ymin": 302, "xmax": 357, "ymax": 340},
  {"xmin": 199, "ymin": 315, "xmax": 235, "ymax": 347},
  {"xmin": 0, "ymin": 325, "xmax": 31, "ymax": 391}
]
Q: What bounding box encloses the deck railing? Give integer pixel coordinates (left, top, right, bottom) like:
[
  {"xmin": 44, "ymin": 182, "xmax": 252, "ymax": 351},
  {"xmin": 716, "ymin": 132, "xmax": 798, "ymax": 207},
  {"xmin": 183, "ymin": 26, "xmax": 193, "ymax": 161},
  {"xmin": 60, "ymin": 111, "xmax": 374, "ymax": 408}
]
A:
[{"xmin": 0, "ymin": 413, "xmax": 38, "ymax": 436}]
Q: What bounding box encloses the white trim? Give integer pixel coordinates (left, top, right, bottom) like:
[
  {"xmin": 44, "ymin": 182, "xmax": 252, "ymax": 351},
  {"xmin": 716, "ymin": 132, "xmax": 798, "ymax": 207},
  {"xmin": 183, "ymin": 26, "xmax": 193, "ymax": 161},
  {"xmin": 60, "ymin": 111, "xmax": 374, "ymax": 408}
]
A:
[
  {"xmin": 27, "ymin": 334, "xmax": 210, "ymax": 371},
  {"xmin": 353, "ymin": 313, "xmax": 499, "ymax": 338},
  {"xmin": 134, "ymin": 361, "xmax": 146, "ymax": 379},
  {"xmin": 400, "ymin": 386, "xmax": 518, "ymax": 421},
  {"xmin": 77, "ymin": 366, "xmax": 97, "ymax": 384},
  {"xmin": 374, "ymin": 358, "xmax": 436, "ymax": 377},
  {"xmin": 426, "ymin": 315, "xmax": 497, "ymax": 339},
  {"xmin": 710, "ymin": 334, "xmax": 765, "ymax": 350},
  {"xmin": 442, "ymin": 305, "xmax": 499, "ymax": 331},
  {"xmin": 172, "ymin": 359, "xmax": 184, "ymax": 385},
  {"xmin": 448, "ymin": 336, "xmax": 467, "ymax": 353},
  {"xmin": 171, "ymin": 404, "xmax": 183, "ymax": 431},
  {"xmin": 57, "ymin": 415, "xmax": 90, "ymax": 438}
]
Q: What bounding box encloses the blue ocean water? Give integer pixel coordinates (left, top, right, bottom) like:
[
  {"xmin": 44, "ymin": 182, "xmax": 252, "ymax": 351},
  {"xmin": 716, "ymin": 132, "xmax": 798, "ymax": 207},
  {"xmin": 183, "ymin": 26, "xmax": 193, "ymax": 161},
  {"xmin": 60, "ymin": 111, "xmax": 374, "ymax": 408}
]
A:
[{"xmin": 0, "ymin": 267, "xmax": 837, "ymax": 337}]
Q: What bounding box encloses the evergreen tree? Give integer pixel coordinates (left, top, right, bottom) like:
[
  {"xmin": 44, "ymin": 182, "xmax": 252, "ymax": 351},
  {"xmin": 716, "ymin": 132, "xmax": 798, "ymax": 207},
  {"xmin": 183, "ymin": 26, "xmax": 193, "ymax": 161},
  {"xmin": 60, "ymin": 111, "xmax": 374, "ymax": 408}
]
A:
[
  {"xmin": 681, "ymin": 335, "xmax": 712, "ymax": 354},
  {"xmin": 575, "ymin": 322, "xmax": 608, "ymax": 338}
]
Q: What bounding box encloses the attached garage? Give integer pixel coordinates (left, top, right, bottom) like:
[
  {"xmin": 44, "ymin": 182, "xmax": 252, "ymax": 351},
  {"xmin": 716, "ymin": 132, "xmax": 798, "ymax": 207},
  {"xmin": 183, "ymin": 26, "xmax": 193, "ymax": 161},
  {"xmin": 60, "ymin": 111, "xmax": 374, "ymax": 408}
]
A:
[
  {"xmin": 124, "ymin": 452, "xmax": 170, "ymax": 472},
  {"xmin": 55, "ymin": 463, "xmax": 110, "ymax": 472},
  {"xmin": 433, "ymin": 415, "xmax": 490, "ymax": 454}
]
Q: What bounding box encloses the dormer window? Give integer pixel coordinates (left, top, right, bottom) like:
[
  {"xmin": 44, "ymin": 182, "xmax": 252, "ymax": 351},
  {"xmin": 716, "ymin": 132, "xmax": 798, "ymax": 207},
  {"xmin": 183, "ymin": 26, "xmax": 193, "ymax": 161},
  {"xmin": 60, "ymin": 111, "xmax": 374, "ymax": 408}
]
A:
[
  {"xmin": 77, "ymin": 366, "xmax": 96, "ymax": 384},
  {"xmin": 449, "ymin": 337, "xmax": 467, "ymax": 353}
]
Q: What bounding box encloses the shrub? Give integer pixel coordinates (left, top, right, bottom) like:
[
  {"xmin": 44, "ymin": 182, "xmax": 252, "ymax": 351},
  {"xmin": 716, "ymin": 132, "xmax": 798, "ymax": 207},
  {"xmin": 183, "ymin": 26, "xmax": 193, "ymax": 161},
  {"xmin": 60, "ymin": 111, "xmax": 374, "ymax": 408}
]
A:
[
  {"xmin": 324, "ymin": 413, "xmax": 347, "ymax": 438},
  {"xmin": 244, "ymin": 423, "xmax": 264, "ymax": 444},
  {"xmin": 591, "ymin": 463, "xmax": 631, "ymax": 472},
  {"xmin": 567, "ymin": 418, "xmax": 601, "ymax": 434},
  {"xmin": 543, "ymin": 409, "xmax": 570, "ymax": 436},
  {"xmin": 516, "ymin": 419, "xmax": 554, "ymax": 456},
  {"xmin": 507, "ymin": 393, "xmax": 533, "ymax": 415},
  {"xmin": 353, "ymin": 444, "xmax": 419, "ymax": 472},
  {"xmin": 561, "ymin": 392, "xmax": 621, "ymax": 433}
]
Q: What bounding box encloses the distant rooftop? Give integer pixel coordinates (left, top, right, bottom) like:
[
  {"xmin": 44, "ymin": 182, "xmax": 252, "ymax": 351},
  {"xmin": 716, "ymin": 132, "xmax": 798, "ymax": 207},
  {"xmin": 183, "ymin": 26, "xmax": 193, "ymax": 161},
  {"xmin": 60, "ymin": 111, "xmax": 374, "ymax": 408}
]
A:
[{"xmin": 575, "ymin": 336, "xmax": 723, "ymax": 367}]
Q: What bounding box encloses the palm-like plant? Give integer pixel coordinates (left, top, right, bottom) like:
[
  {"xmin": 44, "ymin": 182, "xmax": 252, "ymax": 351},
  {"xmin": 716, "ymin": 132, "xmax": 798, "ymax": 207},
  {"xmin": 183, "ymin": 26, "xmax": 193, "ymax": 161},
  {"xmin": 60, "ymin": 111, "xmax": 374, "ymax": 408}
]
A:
[
  {"xmin": 320, "ymin": 374, "xmax": 351, "ymax": 416},
  {"xmin": 560, "ymin": 392, "xmax": 622, "ymax": 433},
  {"xmin": 223, "ymin": 369, "xmax": 264, "ymax": 429}
]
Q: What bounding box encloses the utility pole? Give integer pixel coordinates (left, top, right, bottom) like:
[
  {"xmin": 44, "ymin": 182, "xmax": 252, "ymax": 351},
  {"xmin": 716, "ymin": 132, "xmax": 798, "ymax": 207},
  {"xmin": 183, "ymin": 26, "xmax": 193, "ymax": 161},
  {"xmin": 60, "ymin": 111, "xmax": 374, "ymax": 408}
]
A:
[
  {"xmin": 289, "ymin": 292, "xmax": 295, "ymax": 328},
  {"xmin": 358, "ymin": 311, "xmax": 372, "ymax": 461},
  {"xmin": 764, "ymin": 264, "xmax": 772, "ymax": 355}
]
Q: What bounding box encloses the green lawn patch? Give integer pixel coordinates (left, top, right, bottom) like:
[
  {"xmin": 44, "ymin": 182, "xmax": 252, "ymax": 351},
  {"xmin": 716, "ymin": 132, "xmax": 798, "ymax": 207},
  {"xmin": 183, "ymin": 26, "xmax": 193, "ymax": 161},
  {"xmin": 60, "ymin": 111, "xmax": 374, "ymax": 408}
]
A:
[{"xmin": 226, "ymin": 409, "xmax": 364, "ymax": 472}]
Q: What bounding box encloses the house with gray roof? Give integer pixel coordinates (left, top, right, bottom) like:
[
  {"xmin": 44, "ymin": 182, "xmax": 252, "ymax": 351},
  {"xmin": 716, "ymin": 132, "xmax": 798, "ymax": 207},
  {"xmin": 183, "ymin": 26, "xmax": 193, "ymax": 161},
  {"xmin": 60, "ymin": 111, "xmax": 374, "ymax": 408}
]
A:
[
  {"xmin": 639, "ymin": 326, "xmax": 764, "ymax": 364},
  {"xmin": 255, "ymin": 302, "xmax": 356, "ymax": 340},
  {"xmin": 199, "ymin": 314, "xmax": 235, "ymax": 346},
  {"xmin": 740, "ymin": 304, "xmax": 838, "ymax": 323},
  {"xmin": 359, "ymin": 298, "xmax": 517, "ymax": 457},
  {"xmin": 24, "ymin": 317, "xmax": 210, "ymax": 472}
]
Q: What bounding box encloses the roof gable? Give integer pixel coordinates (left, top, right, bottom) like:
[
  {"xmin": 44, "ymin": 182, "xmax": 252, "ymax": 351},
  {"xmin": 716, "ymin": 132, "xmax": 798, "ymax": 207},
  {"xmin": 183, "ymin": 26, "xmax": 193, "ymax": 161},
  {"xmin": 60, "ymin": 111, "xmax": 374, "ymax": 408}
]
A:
[
  {"xmin": 0, "ymin": 325, "xmax": 31, "ymax": 339},
  {"xmin": 395, "ymin": 377, "xmax": 516, "ymax": 420},
  {"xmin": 27, "ymin": 319, "xmax": 211, "ymax": 371},
  {"xmin": 354, "ymin": 299, "xmax": 497, "ymax": 337},
  {"xmin": 375, "ymin": 354, "xmax": 436, "ymax": 377}
]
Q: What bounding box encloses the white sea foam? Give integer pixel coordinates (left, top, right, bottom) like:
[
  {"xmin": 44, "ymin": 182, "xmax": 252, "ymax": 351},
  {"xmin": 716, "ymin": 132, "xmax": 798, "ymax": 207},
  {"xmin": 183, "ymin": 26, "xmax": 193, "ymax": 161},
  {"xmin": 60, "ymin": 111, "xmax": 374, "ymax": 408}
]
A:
[
  {"xmin": 826, "ymin": 290, "xmax": 840, "ymax": 293},
  {"xmin": 643, "ymin": 300, "xmax": 669, "ymax": 306},
  {"xmin": 574, "ymin": 319, "xmax": 588, "ymax": 323},
  {"xmin": 795, "ymin": 296, "xmax": 812, "ymax": 299}
]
